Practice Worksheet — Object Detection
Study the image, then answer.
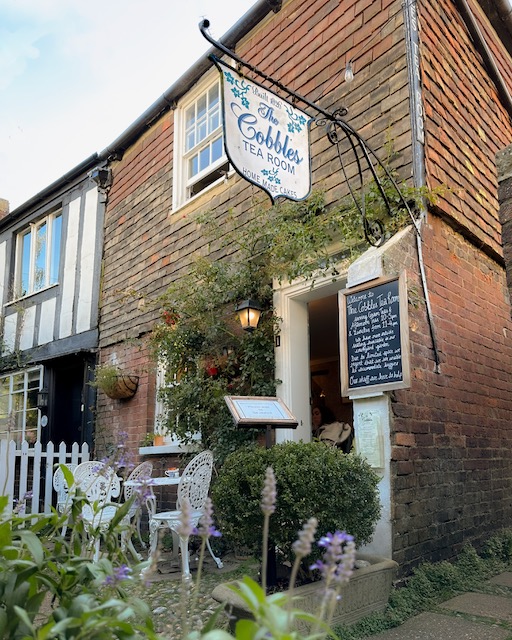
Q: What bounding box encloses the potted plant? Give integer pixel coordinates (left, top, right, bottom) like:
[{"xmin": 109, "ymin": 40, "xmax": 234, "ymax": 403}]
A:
[
  {"xmin": 92, "ymin": 363, "xmax": 139, "ymax": 400},
  {"xmin": 140, "ymin": 432, "xmax": 164, "ymax": 447},
  {"xmin": 211, "ymin": 441, "xmax": 397, "ymax": 627}
]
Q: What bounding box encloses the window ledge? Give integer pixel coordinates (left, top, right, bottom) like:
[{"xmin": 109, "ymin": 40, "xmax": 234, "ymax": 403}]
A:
[
  {"xmin": 6, "ymin": 283, "xmax": 59, "ymax": 307},
  {"xmin": 139, "ymin": 444, "xmax": 198, "ymax": 455}
]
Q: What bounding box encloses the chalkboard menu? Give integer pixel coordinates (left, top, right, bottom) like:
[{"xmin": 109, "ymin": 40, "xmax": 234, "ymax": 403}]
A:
[{"xmin": 340, "ymin": 274, "xmax": 410, "ymax": 396}]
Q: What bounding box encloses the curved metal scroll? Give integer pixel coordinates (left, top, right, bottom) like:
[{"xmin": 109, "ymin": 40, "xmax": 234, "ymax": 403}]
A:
[{"xmin": 199, "ymin": 19, "xmax": 420, "ymax": 246}]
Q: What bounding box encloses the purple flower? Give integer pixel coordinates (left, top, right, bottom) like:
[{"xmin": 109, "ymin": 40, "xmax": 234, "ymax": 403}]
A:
[
  {"xmin": 104, "ymin": 564, "xmax": 132, "ymax": 585},
  {"xmin": 177, "ymin": 498, "xmax": 193, "ymax": 538},
  {"xmin": 310, "ymin": 531, "xmax": 356, "ymax": 587},
  {"xmin": 261, "ymin": 467, "xmax": 276, "ymax": 516},
  {"xmin": 193, "ymin": 498, "xmax": 222, "ymax": 538}
]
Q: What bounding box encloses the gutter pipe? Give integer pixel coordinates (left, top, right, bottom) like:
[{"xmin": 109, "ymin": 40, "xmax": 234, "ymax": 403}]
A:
[{"xmin": 454, "ymin": 0, "xmax": 512, "ymax": 121}]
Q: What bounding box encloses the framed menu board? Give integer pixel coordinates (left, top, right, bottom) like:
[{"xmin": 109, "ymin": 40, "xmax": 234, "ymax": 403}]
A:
[
  {"xmin": 339, "ymin": 274, "xmax": 410, "ymax": 396},
  {"xmin": 224, "ymin": 396, "xmax": 298, "ymax": 428}
]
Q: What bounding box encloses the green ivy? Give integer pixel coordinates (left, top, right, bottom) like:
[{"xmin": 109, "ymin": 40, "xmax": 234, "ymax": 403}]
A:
[{"xmin": 150, "ymin": 164, "xmax": 439, "ymax": 463}]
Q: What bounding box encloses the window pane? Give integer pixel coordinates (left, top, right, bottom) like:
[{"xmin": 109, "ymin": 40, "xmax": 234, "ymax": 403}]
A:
[
  {"xmin": 185, "ymin": 104, "xmax": 195, "ymax": 127},
  {"xmin": 186, "ymin": 129, "xmax": 195, "ymax": 152},
  {"xmin": 209, "ymin": 108, "xmax": 220, "ymax": 133},
  {"xmin": 209, "ymin": 84, "xmax": 219, "ymax": 107},
  {"xmin": 21, "ymin": 231, "xmax": 31, "ymax": 296},
  {"xmin": 197, "ymin": 116, "xmax": 207, "ymax": 144},
  {"xmin": 12, "ymin": 373, "xmax": 24, "ymax": 393},
  {"xmin": 50, "ymin": 214, "xmax": 62, "ymax": 284},
  {"xmin": 34, "ymin": 222, "xmax": 47, "ymax": 291},
  {"xmin": 212, "ymin": 136, "xmax": 223, "ymax": 163},
  {"xmin": 189, "ymin": 155, "xmax": 198, "ymax": 178},
  {"xmin": 199, "ymin": 146, "xmax": 210, "ymax": 172},
  {"xmin": 197, "ymin": 94, "xmax": 207, "ymax": 121}
]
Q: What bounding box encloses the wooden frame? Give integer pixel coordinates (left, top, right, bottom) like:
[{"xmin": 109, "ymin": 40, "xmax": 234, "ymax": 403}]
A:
[
  {"xmin": 339, "ymin": 273, "xmax": 410, "ymax": 397},
  {"xmin": 224, "ymin": 395, "xmax": 298, "ymax": 428}
]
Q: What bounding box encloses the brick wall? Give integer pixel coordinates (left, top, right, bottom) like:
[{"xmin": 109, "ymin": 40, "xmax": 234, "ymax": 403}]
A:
[
  {"xmin": 97, "ymin": 0, "xmax": 411, "ymax": 446},
  {"xmin": 497, "ymin": 145, "xmax": 512, "ymax": 303},
  {"xmin": 389, "ymin": 217, "xmax": 512, "ymax": 572},
  {"xmin": 420, "ymin": 0, "xmax": 512, "ymax": 257}
]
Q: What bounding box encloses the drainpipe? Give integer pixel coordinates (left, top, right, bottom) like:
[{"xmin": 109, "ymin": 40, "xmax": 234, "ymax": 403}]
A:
[
  {"xmin": 403, "ymin": 0, "xmax": 442, "ymax": 371},
  {"xmin": 454, "ymin": 0, "xmax": 512, "ymax": 121}
]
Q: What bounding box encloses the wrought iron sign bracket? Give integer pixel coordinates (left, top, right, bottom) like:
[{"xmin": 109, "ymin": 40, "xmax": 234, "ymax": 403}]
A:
[{"xmin": 200, "ymin": 19, "xmax": 421, "ymax": 246}]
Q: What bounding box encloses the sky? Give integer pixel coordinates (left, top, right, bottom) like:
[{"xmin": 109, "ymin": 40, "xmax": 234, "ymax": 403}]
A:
[{"xmin": 0, "ymin": 0, "xmax": 257, "ymax": 210}]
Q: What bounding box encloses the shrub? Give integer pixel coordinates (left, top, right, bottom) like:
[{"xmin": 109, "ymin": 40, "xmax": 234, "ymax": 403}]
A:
[
  {"xmin": 0, "ymin": 490, "xmax": 155, "ymax": 638},
  {"xmin": 211, "ymin": 441, "xmax": 381, "ymax": 563}
]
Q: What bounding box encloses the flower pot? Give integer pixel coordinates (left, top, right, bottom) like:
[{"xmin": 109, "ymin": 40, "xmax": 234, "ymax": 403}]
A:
[
  {"xmin": 153, "ymin": 434, "xmax": 165, "ymax": 446},
  {"xmin": 104, "ymin": 374, "xmax": 139, "ymax": 400},
  {"xmin": 212, "ymin": 554, "xmax": 398, "ymax": 631}
]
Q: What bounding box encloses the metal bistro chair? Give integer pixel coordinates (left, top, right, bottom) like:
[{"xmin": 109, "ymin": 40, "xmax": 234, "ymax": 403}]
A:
[
  {"xmin": 52, "ymin": 463, "xmax": 77, "ymax": 536},
  {"xmin": 147, "ymin": 450, "xmax": 223, "ymax": 578},
  {"xmin": 123, "ymin": 460, "xmax": 154, "ymax": 548},
  {"xmin": 73, "ymin": 461, "xmax": 140, "ymax": 562}
]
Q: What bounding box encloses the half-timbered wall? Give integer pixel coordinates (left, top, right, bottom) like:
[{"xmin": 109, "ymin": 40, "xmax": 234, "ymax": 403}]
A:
[{"xmin": 0, "ymin": 183, "xmax": 103, "ymax": 357}]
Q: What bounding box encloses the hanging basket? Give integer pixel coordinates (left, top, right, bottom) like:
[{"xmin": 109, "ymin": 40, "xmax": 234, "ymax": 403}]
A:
[{"xmin": 104, "ymin": 374, "xmax": 139, "ymax": 400}]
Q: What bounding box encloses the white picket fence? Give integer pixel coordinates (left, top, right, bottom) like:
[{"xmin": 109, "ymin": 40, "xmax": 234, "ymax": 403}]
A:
[{"xmin": 0, "ymin": 440, "xmax": 90, "ymax": 515}]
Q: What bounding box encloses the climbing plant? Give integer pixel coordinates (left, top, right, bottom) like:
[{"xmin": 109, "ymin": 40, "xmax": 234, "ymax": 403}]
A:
[{"xmin": 150, "ymin": 165, "xmax": 440, "ymax": 463}]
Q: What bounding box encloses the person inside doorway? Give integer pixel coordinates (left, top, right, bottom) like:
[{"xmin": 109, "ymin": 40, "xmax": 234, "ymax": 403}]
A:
[{"xmin": 311, "ymin": 404, "xmax": 354, "ymax": 453}]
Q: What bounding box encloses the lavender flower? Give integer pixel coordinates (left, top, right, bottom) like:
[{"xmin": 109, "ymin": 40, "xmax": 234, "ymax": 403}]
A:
[
  {"xmin": 177, "ymin": 497, "xmax": 193, "ymax": 538},
  {"xmin": 292, "ymin": 517, "xmax": 318, "ymax": 558},
  {"xmin": 261, "ymin": 467, "xmax": 276, "ymax": 516},
  {"xmin": 310, "ymin": 530, "xmax": 356, "ymax": 588},
  {"xmin": 193, "ymin": 498, "xmax": 222, "ymax": 538},
  {"xmin": 104, "ymin": 564, "xmax": 132, "ymax": 586}
]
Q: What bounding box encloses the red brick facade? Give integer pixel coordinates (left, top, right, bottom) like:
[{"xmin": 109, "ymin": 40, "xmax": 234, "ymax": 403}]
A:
[{"xmin": 95, "ymin": 0, "xmax": 512, "ymax": 574}]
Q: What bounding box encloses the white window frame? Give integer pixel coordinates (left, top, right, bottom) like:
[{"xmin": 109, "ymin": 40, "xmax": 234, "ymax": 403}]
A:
[
  {"xmin": 173, "ymin": 70, "xmax": 229, "ymax": 210},
  {"xmin": 14, "ymin": 210, "xmax": 62, "ymax": 299},
  {"xmin": 0, "ymin": 366, "xmax": 43, "ymax": 443},
  {"xmin": 146, "ymin": 362, "xmax": 200, "ymax": 454}
]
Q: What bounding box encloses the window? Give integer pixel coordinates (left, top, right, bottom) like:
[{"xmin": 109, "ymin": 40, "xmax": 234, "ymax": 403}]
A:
[
  {"xmin": 151, "ymin": 362, "xmax": 200, "ymax": 451},
  {"xmin": 174, "ymin": 74, "xmax": 229, "ymax": 208},
  {"xmin": 15, "ymin": 210, "xmax": 62, "ymax": 298},
  {"xmin": 0, "ymin": 367, "xmax": 43, "ymax": 444}
]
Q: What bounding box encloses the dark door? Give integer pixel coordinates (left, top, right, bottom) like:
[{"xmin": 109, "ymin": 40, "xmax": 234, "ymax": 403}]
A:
[{"xmin": 44, "ymin": 354, "xmax": 95, "ymax": 447}]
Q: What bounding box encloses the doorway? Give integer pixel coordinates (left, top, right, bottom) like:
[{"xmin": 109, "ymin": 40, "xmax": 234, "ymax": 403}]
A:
[
  {"xmin": 274, "ymin": 273, "xmax": 352, "ymax": 443},
  {"xmin": 308, "ymin": 295, "xmax": 353, "ymax": 428},
  {"xmin": 43, "ymin": 353, "xmax": 95, "ymax": 447}
]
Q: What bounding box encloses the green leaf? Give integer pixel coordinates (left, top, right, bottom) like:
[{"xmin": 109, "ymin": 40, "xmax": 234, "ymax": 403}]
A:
[
  {"xmin": 13, "ymin": 605, "xmax": 34, "ymax": 635},
  {"xmin": 19, "ymin": 529, "xmax": 45, "ymax": 565}
]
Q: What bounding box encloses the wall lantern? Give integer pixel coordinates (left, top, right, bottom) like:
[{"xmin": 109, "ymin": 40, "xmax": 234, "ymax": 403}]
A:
[
  {"xmin": 235, "ymin": 299, "xmax": 262, "ymax": 332},
  {"xmin": 37, "ymin": 388, "xmax": 49, "ymax": 410}
]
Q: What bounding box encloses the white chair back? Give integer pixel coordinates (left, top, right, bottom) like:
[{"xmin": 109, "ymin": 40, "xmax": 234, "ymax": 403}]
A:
[
  {"xmin": 124, "ymin": 461, "xmax": 153, "ymax": 511},
  {"xmin": 52, "ymin": 463, "xmax": 77, "ymax": 512},
  {"xmin": 73, "ymin": 461, "xmax": 121, "ymax": 524},
  {"xmin": 177, "ymin": 450, "xmax": 213, "ymax": 511}
]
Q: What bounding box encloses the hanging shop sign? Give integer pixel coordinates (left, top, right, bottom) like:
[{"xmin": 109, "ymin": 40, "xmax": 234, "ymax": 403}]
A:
[{"xmin": 213, "ymin": 57, "xmax": 313, "ymax": 202}]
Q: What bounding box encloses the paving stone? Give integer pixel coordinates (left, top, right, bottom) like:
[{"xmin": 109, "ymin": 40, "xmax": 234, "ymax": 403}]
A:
[
  {"xmin": 366, "ymin": 611, "xmax": 510, "ymax": 639},
  {"xmin": 440, "ymin": 592, "xmax": 512, "ymax": 622},
  {"xmin": 489, "ymin": 572, "xmax": 512, "ymax": 588}
]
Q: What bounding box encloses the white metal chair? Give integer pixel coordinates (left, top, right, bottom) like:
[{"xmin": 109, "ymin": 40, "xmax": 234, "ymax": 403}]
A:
[
  {"xmin": 52, "ymin": 463, "xmax": 77, "ymax": 536},
  {"xmin": 123, "ymin": 460, "xmax": 154, "ymax": 547},
  {"xmin": 147, "ymin": 450, "xmax": 223, "ymax": 578},
  {"xmin": 73, "ymin": 461, "xmax": 140, "ymax": 562}
]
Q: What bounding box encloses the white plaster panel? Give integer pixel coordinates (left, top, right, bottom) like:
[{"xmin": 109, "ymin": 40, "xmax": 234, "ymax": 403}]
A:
[
  {"xmin": 38, "ymin": 298, "xmax": 56, "ymax": 345},
  {"xmin": 59, "ymin": 197, "xmax": 80, "ymax": 338},
  {"xmin": 354, "ymin": 394, "xmax": 392, "ymax": 559},
  {"xmin": 76, "ymin": 188, "xmax": 98, "ymax": 333},
  {"xmin": 3, "ymin": 313, "xmax": 17, "ymax": 351},
  {"xmin": 0, "ymin": 241, "xmax": 6, "ymax": 305},
  {"xmin": 19, "ymin": 305, "xmax": 36, "ymax": 351}
]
